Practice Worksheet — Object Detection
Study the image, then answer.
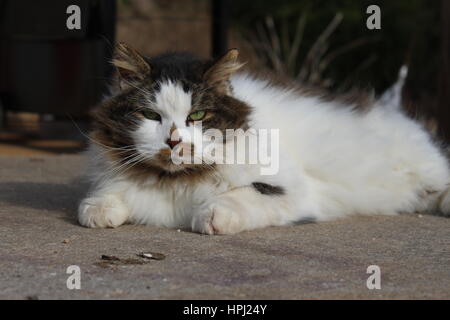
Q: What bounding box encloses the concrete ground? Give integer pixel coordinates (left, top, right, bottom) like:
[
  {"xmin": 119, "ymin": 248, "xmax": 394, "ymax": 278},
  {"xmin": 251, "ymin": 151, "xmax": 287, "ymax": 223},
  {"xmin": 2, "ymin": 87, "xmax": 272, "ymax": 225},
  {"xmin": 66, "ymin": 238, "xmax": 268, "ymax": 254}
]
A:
[{"xmin": 0, "ymin": 155, "xmax": 449, "ymax": 299}]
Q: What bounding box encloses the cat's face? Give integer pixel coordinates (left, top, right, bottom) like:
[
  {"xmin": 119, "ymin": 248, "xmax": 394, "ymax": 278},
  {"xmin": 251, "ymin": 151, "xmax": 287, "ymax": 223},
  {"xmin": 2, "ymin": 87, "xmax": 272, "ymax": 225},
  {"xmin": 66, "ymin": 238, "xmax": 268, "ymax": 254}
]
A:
[{"xmin": 92, "ymin": 43, "xmax": 250, "ymax": 180}]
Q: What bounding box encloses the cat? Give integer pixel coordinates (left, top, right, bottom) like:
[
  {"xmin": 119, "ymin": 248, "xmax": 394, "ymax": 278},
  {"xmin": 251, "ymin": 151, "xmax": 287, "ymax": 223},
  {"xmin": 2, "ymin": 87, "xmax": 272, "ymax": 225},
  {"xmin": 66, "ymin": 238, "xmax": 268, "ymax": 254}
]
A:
[{"xmin": 78, "ymin": 42, "xmax": 450, "ymax": 234}]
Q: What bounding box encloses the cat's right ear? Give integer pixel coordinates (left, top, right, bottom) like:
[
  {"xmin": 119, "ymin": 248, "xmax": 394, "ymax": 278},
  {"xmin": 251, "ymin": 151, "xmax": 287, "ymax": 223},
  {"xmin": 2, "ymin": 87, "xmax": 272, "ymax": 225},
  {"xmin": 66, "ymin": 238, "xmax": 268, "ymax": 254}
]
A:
[
  {"xmin": 111, "ymin": 42, "xmax": 151, "ymax": 89},
  {"xmin": 203, "ymin": 49, "xmax": 245, "ymax": 95}
]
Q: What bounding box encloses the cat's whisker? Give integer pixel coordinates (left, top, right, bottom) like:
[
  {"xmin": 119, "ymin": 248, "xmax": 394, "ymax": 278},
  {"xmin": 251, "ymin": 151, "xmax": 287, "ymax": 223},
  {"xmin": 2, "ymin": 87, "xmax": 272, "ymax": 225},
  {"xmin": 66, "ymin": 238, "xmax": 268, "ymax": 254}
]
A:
[
  {"xmin": 121, "ymin": 78, "xmax": 153, "ymax": 96},
  {"xmin": 69, "ymin": 118, "xmax": 138, "ymax": 152},
  {"xmin": 105, "ymin": 152, "xmax": 144, "ymax": 177},
  {"xmin": 106, "ymin": 153, "xmax": 149, "ymax": 181}
]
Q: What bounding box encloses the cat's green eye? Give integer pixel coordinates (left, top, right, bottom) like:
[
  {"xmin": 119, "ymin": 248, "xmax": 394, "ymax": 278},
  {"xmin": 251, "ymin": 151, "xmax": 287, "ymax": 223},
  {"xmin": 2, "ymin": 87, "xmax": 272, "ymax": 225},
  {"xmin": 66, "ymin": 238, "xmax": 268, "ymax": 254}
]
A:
[
  {"xmin": 142, "ymin": 109, "xmax": 161, "ymax": 122},
  {"xmin": 188, "ymin": 110, "xmax": 206, "ymax": 121}
]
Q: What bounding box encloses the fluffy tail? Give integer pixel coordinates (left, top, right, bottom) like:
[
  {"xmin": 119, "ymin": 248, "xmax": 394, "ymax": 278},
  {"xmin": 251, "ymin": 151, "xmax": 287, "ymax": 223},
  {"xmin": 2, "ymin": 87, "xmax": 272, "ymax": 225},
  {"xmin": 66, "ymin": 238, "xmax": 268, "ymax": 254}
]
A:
[{"xmin": 378, "ymin": 65, "xmax": 408, "ymax": 110}]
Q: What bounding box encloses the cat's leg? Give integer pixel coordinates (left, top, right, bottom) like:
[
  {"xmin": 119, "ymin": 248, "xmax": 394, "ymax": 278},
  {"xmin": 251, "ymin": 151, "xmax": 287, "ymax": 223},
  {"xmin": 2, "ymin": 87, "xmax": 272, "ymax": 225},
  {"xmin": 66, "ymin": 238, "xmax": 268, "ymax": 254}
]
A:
[
  {"xmin": 191, "ymin": 185, "xmax": 301, "ymax": 235},
  {"xmin": 78, "ymin": 185, "xmax": 130, "ymax": 228}
]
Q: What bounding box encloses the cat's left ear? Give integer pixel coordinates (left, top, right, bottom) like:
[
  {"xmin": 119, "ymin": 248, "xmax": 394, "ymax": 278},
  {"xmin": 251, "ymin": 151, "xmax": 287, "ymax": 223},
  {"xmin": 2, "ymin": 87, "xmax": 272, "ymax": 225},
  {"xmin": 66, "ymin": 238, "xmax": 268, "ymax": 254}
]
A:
[
  {"xmin": 203, "ymin": 49, "xmax": 245, "ymax": 95},
  {"xmin": 112, "ymin": 42, "xmax": 151, "ymax": 89}
]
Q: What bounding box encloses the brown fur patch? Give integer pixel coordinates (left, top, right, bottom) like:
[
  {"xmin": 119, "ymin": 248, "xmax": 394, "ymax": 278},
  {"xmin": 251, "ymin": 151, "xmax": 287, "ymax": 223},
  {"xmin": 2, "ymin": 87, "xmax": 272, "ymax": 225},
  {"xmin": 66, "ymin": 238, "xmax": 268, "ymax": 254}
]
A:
[{"xmin": 191, "ymin": 89, "xmax": 251, "ymax": 138}]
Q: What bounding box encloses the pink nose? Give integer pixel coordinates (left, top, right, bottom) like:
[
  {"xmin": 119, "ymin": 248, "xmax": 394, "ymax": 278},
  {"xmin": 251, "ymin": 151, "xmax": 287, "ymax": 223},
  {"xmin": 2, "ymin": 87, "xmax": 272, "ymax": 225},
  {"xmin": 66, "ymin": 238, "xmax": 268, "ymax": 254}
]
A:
[{"xmin": 167, "ymin": 138, "xmax": 182, "ymax": 149}]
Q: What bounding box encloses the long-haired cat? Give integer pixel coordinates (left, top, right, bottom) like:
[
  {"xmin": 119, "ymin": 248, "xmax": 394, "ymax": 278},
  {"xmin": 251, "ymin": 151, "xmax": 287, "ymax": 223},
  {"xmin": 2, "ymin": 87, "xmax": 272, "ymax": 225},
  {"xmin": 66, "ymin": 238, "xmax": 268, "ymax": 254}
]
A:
[{"xmin": 78, "ymin": 43, "xmax": 450, "ymax": 234}]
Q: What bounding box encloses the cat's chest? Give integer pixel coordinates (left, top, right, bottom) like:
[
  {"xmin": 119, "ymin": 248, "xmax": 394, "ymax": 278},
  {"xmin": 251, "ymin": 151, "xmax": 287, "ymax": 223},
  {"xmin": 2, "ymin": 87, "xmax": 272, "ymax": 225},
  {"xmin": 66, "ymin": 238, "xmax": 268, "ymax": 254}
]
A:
[
  {"xmin": 132, "ymin": 182, "xmax": 194, "ymax": 206},
  {"xmin": 121, "ymin": 181, "xmax": 195, "ymax": 225},
  {"xmin": 123, "ymin": 168, "xmax": 249, "ymax": 216}
]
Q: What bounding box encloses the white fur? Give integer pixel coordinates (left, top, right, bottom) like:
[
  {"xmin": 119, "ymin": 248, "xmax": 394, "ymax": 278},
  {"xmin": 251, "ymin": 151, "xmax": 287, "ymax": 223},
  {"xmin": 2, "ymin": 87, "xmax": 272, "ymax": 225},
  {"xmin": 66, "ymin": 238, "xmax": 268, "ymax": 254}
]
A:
[{"xmin": 79, "ymin": 75, "xmax": 450, "ymax": 234}]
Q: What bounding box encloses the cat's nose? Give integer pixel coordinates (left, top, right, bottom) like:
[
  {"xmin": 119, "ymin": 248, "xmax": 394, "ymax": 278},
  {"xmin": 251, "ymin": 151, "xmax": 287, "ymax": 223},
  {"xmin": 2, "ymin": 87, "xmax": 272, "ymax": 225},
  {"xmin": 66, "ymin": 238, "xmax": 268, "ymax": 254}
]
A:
[{"xmin": 166, "ymin": 138, "xmax": 182, "ymax": 149}]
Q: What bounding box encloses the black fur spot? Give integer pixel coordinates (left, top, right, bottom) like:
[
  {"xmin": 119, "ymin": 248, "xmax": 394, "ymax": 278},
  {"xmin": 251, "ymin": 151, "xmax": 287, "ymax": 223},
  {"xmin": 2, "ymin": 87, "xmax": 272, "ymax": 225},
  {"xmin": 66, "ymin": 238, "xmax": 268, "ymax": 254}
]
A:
[
  {"xmin": 252, "ymin": 182, "xmax": 285, "ymax": 195},
  {"xmin": 146, "ymin": 52, "xmax": 204, "ymax": 84}
]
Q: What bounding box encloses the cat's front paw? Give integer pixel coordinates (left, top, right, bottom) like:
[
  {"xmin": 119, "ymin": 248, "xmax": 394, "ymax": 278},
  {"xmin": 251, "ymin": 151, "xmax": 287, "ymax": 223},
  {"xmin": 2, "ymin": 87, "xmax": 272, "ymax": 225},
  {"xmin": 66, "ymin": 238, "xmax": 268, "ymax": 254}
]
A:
[
  {"xmin": 78, "ymin": 195, "xmax": 129, "ymax": 228},
  {"xmin": 192, "ymin": 203, "xmax": 245, "ymax": 235}
]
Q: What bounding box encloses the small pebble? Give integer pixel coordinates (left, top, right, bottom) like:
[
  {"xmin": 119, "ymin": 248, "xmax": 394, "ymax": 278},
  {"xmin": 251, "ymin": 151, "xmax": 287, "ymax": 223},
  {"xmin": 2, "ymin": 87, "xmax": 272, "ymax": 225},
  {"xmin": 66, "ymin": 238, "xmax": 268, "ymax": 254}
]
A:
[
  {"xmin": 101, "ymin": 255, "xmax": 120, "ymax": 261},
  {"xmin": 138, "ymin": 252, "xmax": 166, "ymax": 260}
]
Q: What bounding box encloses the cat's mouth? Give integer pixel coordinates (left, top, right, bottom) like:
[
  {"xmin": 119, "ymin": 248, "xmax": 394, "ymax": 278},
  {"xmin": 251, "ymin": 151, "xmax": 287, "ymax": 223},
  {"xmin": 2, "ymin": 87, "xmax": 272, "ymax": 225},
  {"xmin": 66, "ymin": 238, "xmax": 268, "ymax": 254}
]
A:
[{"xmin": 154, "ymin": 143, "xmax": 199, "ymax": 173}]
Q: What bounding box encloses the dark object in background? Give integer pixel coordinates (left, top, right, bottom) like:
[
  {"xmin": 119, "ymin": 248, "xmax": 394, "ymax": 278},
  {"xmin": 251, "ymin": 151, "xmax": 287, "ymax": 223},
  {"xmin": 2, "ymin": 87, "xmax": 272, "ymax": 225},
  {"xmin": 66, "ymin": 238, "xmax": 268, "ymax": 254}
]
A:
[
  {"xmin": 437, "ymin": 0, "xmax": 450, "ymax": 143},
  {"xmin": 211, "ymin": 0, "xmax": 229, "ymax": 57},
  {"xmin": 0, "ymin": 0, "xmax": 116, "ymax": 117}
]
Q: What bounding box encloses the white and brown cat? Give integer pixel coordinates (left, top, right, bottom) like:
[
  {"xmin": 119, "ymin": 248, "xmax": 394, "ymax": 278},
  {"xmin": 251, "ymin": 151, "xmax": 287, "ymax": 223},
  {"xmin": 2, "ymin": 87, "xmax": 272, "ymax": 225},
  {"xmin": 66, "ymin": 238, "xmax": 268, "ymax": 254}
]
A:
[{"xmin": 78, "ymin": 43, "xmax": 450, "ymax": 234}]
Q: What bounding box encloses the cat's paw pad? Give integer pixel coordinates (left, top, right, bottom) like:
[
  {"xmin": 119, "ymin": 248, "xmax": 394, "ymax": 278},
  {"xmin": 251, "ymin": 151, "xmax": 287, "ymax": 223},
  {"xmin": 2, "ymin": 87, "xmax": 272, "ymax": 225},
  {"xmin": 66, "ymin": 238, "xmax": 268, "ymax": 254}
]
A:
[
  {"xmin": 78, "ymin": 195, "xmax": 129, "ymax": 228},
  {"xmin": 210, "ymin": 204, "xmax": 244, "ymax": 235},
  {"xmin": 192, "ymin": 203, "xmax": 244, "ymax": 235}
]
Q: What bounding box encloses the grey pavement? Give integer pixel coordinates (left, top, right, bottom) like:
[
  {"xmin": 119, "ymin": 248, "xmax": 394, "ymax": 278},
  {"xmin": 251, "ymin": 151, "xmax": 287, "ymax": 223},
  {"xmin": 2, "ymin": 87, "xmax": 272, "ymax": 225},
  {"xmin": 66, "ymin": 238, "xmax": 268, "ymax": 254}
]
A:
[{"xmin": 0, "ymin": 155, "xmax": 449, "ymax": 299}]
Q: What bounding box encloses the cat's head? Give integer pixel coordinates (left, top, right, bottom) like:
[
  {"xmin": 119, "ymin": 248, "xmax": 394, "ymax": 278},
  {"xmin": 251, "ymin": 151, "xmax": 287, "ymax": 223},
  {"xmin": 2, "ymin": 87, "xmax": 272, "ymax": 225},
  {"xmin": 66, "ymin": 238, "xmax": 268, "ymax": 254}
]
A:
[{"xmin": 91, "ymin": 43, "xmax": 250, "ymax": 181}]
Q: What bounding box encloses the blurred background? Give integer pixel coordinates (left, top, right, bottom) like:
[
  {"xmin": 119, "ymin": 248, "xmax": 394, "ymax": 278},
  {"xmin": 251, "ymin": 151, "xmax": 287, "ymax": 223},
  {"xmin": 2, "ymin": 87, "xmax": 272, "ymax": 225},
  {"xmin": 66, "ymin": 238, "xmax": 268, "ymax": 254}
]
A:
[{"xmin": 0, "ymin": 0, "xmax": 448, "ymax": 156}]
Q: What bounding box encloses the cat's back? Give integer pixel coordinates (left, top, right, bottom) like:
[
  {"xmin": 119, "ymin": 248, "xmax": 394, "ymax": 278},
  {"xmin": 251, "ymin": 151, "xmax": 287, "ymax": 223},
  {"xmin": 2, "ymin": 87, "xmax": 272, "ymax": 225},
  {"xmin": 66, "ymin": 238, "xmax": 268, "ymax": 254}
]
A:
[
  {"xmin": 230, "ymin": 73, "xmax": 426, "ymax": 144},
  {"xmin": 230, "ymin": 73, "xmax": 448, "ymax": 186}
]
